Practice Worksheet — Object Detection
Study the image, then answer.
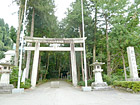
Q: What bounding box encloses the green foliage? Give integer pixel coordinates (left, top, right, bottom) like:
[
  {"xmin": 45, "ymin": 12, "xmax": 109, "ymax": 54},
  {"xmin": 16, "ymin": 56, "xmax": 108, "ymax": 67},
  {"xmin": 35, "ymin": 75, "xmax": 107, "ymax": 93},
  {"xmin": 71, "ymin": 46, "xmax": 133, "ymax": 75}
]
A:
[
  {"xmin": 10, "ymin": 66, "xmax": 19, "ymax": 87},
  {"xmin": 0, "ymin": 51, "xmax": 4, "ymax": 59},
  {"xmin": 113, "ymin": 81, "xmax": 140, "ymax": 93},
  {"xmin": 20, "ymin": 79, "xmax": 31, "ymax": 89},
  {"xmin": 26, "ymin": 0, "xmax": 58, "ymax": 38},
  {"xmin": 78, "ymin": 78, "xmax": 95, "ymax": 86},
  {"xmin": 66, "ymin": 79, "xmax": 72, "ymax": 83},
  {"xmin": 0, "ymin": 18, "xmax": 14, "ymax": 55},
  {"xmin": 9, "ymin": 26, "xmax": 17, "ymax": 43},
  {"xmin": 10, "ymin": 66, "xmax": 31, "ymax": 89},
  {"xmin": 78, "ymin": 81, "xmax": 85, "ymax": 86},
  {"xmin": 103, "ymin": 72, "xmax": 125, "ymax": 85},
  {"xmin": 103, "ymin": 74, "xmax": 113, "ymax": 85}
]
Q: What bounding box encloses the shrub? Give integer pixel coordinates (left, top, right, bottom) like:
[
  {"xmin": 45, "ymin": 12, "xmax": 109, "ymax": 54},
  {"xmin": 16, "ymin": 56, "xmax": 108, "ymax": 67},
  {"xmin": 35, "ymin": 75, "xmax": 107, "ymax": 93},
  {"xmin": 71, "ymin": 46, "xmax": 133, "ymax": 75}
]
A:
[
  {"xmin": 10, "ymin": 66, "xmax": 19, "ymax": 87},
  {"xmin": 113, "ymin": 81, "xmax": 140, "ymax": 93},
  {"xmin": 103, "ymin": 74, "xmax": 125, "ymax": 85},
  {"xmin": 10, "ymin": 66, "xmax": 31, "ymax": 89},
  {"xmin": 103, "ymin": 74, "xmax": 112, "ymax": 85},
  {"xmin": 78, "ymin": 81, "xmax": 85, "ymax": 86},
  {"xmin": 78, "ymin": 78, "xmax": 95, "ymax": 86},
  {"xmin": 20, "ymin": 79, "xmax": 31, "ymax": 89}
]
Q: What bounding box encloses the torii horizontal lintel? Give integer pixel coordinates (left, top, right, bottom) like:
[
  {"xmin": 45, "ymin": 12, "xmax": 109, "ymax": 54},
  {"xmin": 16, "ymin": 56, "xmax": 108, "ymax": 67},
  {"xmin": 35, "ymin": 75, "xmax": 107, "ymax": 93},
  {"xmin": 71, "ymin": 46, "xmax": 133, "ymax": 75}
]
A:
[
  {"xmin": 24, "ymin": 36, "xmax": 87, "ymax": 44},
  {"xmin": 24, "ymin": 47, "xmax": 84, "ymax": 51}
]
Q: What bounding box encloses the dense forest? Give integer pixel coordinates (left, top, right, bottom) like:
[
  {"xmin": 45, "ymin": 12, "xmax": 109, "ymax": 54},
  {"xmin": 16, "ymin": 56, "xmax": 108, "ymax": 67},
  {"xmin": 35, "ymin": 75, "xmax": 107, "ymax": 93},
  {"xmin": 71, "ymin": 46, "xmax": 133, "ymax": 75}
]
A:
[
  {"xmin": 0, "ymin": 18, "xmax": 16, "ymax": 59},
  {"xmin": 2, "ymin": 0, "xmax": 140, "ymax": 85}
]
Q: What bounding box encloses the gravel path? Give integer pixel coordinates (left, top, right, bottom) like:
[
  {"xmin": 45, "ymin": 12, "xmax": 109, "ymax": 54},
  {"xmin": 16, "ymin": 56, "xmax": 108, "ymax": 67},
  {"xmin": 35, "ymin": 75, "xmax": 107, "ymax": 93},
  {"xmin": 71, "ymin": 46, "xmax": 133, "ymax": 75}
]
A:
[{"xmin": 0, "ymin": 81, "xmax": 140, "ymax": 105}]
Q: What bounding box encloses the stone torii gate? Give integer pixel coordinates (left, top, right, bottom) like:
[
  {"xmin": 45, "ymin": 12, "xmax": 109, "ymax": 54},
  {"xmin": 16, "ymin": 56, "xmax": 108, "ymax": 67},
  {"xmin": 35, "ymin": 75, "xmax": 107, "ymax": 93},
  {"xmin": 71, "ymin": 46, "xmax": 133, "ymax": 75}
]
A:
[{"xmin": 24, "ymin": 36, "xmax": 87, "ymax": 88}]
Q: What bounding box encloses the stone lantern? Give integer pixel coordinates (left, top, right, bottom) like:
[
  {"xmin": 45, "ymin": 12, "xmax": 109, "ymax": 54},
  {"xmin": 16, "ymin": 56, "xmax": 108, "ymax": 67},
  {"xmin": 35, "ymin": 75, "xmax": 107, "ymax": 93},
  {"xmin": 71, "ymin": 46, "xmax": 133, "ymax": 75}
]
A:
[{"xmin": 91, "ymin": 61, "xmax": 109, "ymax": 90}]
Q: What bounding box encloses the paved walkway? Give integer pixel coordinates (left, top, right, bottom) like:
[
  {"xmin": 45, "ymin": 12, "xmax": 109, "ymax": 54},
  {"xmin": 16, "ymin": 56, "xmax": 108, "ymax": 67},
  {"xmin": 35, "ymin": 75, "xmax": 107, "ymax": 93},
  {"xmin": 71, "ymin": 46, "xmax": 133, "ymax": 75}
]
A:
[{"xmin": 0, "ymin": 81, "xmax": 140, "ymax": 105}]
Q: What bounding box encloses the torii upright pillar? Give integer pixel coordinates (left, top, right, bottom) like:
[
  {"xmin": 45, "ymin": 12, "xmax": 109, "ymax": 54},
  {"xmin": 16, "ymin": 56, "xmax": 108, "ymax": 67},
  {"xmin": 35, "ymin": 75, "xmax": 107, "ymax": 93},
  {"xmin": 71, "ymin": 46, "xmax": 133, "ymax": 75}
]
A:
[
  {"xmin": 70, "ymin": 42, "xmax": 78, "ymax": 87},
  {"xmin": 31, "ymin": 42, "xmax": 40, "ymax": 88}
]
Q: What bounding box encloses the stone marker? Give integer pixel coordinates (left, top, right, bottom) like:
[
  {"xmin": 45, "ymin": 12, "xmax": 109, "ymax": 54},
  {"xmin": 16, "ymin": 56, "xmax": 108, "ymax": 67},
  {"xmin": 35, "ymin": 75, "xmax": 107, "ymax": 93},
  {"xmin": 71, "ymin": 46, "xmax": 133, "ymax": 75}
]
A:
[
  {"xmin": 127, "ymin": 47, "xmax": 140, "ymax": 81},
  {"xmin": 51, "ymin": 81, "xmax": 60, "ymax": 88},
  {"xmin": 91, "ymin": 61, "xmax": 110, "ymax": 90}
]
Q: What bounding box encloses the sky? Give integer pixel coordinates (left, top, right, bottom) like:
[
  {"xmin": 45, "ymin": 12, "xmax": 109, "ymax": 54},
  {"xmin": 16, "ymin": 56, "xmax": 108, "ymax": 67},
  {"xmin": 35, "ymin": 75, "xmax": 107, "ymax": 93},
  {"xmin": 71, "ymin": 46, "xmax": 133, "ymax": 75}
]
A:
[
  {"xmin": 0, "ymin": 0, "xmax": 19, "ymax": 28},
  {"xmin": 0, "ymin": 0, "xmax": 134, "ymax": 28},
  {"xmin": 55, "ymin": 0, "xmax": 75, "ymax": 21}
]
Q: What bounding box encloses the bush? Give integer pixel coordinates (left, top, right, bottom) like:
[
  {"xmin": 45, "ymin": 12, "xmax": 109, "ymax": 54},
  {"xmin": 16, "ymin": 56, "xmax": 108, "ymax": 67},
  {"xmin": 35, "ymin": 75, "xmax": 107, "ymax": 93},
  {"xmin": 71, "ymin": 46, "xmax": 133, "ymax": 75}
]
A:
[
  {"xmin": 103, "ymin": 74, "xmax": 112, "ymax": 85},
  {"xmin": 78, "ymin": 81, "xmax": 85, "ymax": 86},
  {"xmin": 103, "ymin": 74, "xmax": 125, "ymax": 85},
  {"xmin": 20, "ymin": 79, "xmax": 31, "ymax": 89},
  {"xmin": 113, "ymin": 81, "xmax": 140, "ymax": 92},
  {"xmin": 10, "ymin": 66, "xmax": 31, "ymax": 89},
  {"xmin": 78, "ymin": 78, "xmax": 95, "ymax": 86},
  {"xmin": 10, "ymin": 66, "xmax": 19, "ymax": 87}
]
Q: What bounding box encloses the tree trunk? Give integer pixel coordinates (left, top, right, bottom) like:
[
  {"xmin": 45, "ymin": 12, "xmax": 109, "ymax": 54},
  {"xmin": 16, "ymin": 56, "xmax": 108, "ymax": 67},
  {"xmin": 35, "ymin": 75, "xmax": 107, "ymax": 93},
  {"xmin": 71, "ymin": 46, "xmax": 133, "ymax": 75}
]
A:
[
  {"xmin": 93, "ymin": 44, "xmax": 96, "ymax": 62},
  {"xmin": 44, "ymin": 53, "xmax": 49, "ymax": 79},
  {"xmin": 77, "ymin": 65, "xmax": 80, "ymax": 82},
  {"xmin": 105, "ymin": 14, "xmax": 111, "ymax": 76},
  {"xmin": 79, "ymin": 25, "xmax": 85, "ymax": 81},
  {"xmin": 121, "ymin": 49, "xmax": 127, "ymax": 81},
  {"xmin": 93, "ymin": 2, "xmax": 97, "ymax": 63},
  {"xmin": 58, "ymin": 56, "xmax": 61, "ymax": 78},
  {"xmin": 100, "ymin": 47, "xmax": 103, "ymax": 62},
  {"xmin": 25, "ymin": 8, "xmax": 35, "ymax": 79},
  {"xmin": 15, "ymin": 6, "xmax": 24, "ymax": 66},
  {"xmin": 87, "ymin": 61, "xmax": 92, "ymax": 79},
  {"xmin": 59, "ymin": 66, "xmax": 61, "ymax": 78}
]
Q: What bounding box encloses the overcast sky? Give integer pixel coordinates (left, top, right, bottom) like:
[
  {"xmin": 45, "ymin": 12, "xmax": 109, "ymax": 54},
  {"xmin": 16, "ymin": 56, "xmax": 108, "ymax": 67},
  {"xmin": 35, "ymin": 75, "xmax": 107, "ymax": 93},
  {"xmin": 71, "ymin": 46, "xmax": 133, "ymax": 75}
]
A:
[
  {"xmin": 55, "ymin": 0, "xmax": 75, "ymax": 21},
  {"xmin": 0, "ymin": 0, "xmax": 18, "ymax": 28},
  {"xmin": 0, "ymin": 0, "xmax": 134, "ymax": 28}
]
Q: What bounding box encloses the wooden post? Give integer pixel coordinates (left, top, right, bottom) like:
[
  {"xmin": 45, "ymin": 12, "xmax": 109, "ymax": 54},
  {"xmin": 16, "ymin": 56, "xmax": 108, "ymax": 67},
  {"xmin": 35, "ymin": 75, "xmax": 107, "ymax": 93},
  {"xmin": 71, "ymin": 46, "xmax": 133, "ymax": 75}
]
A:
[
  {"xmin": 70, "ymin": 43, "xmax": 77, "ymax": 87},
  {"xmin": 31, "ymin": 42, "xmax": 40, "ymax": 88}
]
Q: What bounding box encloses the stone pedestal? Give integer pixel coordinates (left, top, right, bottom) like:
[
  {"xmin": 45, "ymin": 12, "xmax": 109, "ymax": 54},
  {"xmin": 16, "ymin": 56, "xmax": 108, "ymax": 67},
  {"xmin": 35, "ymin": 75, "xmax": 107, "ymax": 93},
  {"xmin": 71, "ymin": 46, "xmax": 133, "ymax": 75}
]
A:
[
  {"xmin": 91, "ymin": 61, "xmax": 110, "ymax": 90},
  {"xmin": 0, "ymin": 84, "xmax": 14, "ymax": 94},
  {"xmin": 51, "ymin": 81, "xmax": 60, "ymax": 88},
  {"xmin": 12, "ymin": 88, "xmax": 24, "ymax": 94},
  {"xmin": 91, "ymin": 82, "xmax": 109, "ymax": 90},
  {"xmin": 0, "ymin": 70, "xmax": 14, "ymax": 94},
  {"xmin": 127, "ymin": 47, "xmax": 140, "ymax": 81},
  {"xmin": 82, "ymin": 86, "xmax": 92, "ymax": 92}
]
